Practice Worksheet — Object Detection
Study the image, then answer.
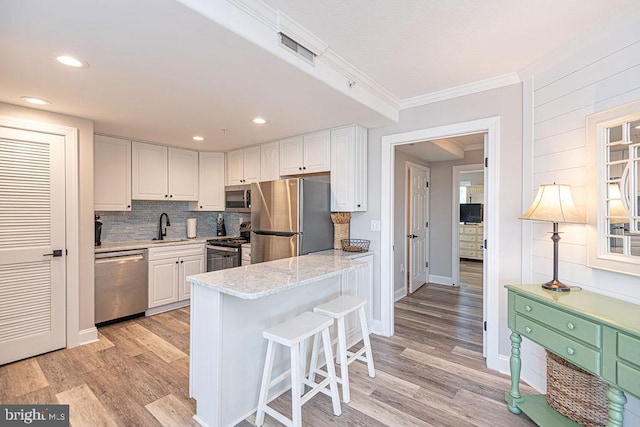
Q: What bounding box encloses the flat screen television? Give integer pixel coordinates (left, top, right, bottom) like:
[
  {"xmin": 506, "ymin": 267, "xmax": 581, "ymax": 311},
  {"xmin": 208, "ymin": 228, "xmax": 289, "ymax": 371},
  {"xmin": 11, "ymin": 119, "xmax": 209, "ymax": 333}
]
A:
[{"xmin": 460, "ymin": 203, "xmax": 483, "ymax": 224}]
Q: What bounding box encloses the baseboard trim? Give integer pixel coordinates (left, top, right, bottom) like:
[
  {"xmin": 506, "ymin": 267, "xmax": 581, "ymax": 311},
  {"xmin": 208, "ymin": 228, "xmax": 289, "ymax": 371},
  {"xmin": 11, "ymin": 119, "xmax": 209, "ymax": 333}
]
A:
[
  {"xmin": 78, "ymin": 327, "xmax": 98, "ymax": 346},
  {"xmin": 394, "ymin": 287, "xmax": 406, "ymax": 301},
  {"xmin": 369, "ymin": 320, "xmax": 383, "ymax": 336},
  {"xmin": 146, "ymin": 300, "xmax": 190, "ymax": 316},
  {"xmin": 429, "ymin": 274, "xmax": 454, "ymax": 286}
]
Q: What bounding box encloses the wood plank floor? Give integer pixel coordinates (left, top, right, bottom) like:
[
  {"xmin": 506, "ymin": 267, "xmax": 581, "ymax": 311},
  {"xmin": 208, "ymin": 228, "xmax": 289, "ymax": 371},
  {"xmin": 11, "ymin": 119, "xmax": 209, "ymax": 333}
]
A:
[{"xmin": 0, "ymin": 260, "xmax": 536, "ymax": 426}]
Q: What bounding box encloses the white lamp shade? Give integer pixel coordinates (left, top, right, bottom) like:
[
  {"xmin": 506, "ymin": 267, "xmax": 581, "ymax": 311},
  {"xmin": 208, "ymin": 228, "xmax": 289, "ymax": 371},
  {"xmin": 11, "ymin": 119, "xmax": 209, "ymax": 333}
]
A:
[{"xmin": 520, "ymin": 184, "xmax": 584, "ymax": 223}]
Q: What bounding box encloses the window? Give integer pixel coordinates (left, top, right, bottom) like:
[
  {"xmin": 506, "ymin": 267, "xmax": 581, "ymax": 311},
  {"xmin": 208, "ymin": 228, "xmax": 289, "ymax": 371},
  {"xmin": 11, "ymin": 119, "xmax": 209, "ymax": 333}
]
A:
[
  {"xmin": 587, "ymin": 100, "xmax": 640, "ymax": 275},
  {"xmin": 460, "ymin": 180, "xmax": 471, "ymax": 204}
]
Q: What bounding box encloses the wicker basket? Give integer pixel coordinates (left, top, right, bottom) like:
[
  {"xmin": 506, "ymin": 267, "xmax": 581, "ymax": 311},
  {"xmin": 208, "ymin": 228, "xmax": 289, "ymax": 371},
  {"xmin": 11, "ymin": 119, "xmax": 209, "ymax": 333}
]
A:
[
  {"xmin": 341, "ymin": 239, "xmax": 370, "ymax": 252},
  {"xmin": 546, "ymin": 351, "xmax": 608, "ymax": 427}
]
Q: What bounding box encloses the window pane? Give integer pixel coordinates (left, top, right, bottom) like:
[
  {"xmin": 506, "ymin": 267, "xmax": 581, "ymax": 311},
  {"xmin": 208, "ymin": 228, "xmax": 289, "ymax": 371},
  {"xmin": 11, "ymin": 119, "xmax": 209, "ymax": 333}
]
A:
[
  {"xmin": 631, "ymin": 235, "xmax": 640, "ymax": 256},
  {"xmin": 609, "ymin": 236, "xmax": 623, "ymax": 253},
  {"xmin": 609, "ymin": 125, "xmax": 623, "ymax": 143},
  {"xmin": 631, "ymin": 120, "xmax": 640, "ymax": 144}
]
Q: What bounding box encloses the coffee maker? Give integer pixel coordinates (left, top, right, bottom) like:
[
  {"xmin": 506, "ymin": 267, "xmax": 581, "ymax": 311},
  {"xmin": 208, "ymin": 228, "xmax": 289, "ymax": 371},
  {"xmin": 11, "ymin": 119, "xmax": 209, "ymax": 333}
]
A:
[{"xmin": 94, "ymin": 215, "xmax": 102, "ymax": 246}]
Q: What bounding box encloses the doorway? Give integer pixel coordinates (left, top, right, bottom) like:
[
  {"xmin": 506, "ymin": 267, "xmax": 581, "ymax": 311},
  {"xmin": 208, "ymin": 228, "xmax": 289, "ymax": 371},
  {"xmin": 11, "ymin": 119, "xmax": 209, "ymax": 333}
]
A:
[
  {"xmin": 380, "ymin": 117, "xmax": 500, "ymax": 371},
  {"xmin": 0, "ymin": 117, "xmax": 80, "ymax": 363},
  {"xmin": 406, "ymin": 163, "xmax": 429, "ymax": 294}
]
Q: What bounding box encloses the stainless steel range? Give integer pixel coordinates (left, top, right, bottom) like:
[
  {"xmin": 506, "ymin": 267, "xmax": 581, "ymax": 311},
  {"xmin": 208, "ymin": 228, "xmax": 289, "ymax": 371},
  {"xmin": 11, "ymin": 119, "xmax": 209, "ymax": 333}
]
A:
[{"xmin": 205, "ymin": 221, "xmax": 251, "ymax": 272}]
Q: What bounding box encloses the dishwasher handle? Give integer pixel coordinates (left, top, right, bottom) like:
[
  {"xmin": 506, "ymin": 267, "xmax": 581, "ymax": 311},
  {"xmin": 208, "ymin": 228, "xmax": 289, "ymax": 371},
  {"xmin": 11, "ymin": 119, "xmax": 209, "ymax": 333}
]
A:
[{"xmin": 95, "ymin": 250, "xmax": 146, "ymax": 263}]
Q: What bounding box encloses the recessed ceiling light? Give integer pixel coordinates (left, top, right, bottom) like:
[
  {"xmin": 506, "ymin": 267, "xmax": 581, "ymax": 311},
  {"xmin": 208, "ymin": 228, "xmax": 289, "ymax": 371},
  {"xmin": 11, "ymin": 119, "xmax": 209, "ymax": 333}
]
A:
[
  {"xmin": 253, "ymin": 117, "xmax": 266, "ymax": 125},
  {"xmin": 54, "ymin": 55, "xmax": 89, "ymax": 68},
  {"xmin": 20, "ymin": 96, "xmax": 50, "ymax": 106},
  {"xmin": 192, "ymin": 136, "xmax": 204, "ymax": 141}
]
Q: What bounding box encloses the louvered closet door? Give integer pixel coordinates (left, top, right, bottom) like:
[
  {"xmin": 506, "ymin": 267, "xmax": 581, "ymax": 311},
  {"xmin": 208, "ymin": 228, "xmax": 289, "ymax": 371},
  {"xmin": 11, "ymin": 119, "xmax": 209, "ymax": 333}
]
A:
[{"xmin": 0, "ymin": 127, "xmax": 66, "ymax": 365}]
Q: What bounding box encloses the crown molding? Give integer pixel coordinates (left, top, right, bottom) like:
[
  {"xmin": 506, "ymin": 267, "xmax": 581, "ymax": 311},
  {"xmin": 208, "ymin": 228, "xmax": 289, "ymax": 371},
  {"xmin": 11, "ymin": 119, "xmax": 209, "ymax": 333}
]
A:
[
  {"xmin": 400, "ymin": 72, "xmax": 521, "ymax": 110},
  {"xmin": 276, "ymin": 10, "xmax": 328, "ymax": 55},
  {"xmin": 320, "ymin": 49, "xmax": 400, "ymax": 110},
  {"xmin": 227, "ymin": 0, "xmax": 278, "ymax": 31}
]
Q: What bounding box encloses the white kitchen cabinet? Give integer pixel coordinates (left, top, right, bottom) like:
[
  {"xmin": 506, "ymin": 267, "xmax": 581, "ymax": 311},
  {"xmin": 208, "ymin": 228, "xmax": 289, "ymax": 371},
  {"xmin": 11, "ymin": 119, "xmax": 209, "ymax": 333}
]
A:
[
  {"xmin": 94, "ymin": 135, "xmax": 132, "ymax": 211},
  {"xmin": 260, "ymin": 141, "xmax": 280, "ymax": 182},
  {"xmin": 168, "ymin": 147, "xmax": 199, "ymax": 200},
  {"xmin": 279, "ymin": 130, "xmax": 331, "ymax": 176},
  {"xmin": 148, "ymin": 243, "xmax": 205, "ymax": 309},
  {"xmin": 189, "ymin": 152, "xmax": 225, "ymax": 211},
  {"xmin": 330, "ymin": 125, "xmax": 368, "ymax": 212},
  {"xmin": 132, "ymin": 141, "xmax": 198, "ymax": 201},
  {"xmin": 226, "ymin": 146, "xmax": 261, "ymax": 185},
  {"xmin": 343, "ymin": 254, "xmax": 374, "ymax": 342}
]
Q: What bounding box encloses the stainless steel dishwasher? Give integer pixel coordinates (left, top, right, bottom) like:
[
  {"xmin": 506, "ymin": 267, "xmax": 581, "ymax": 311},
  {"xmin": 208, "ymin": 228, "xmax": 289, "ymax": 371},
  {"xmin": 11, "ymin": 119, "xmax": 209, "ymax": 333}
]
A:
[{"xmin": 95, "ymin": 249, "xmax": 148, "ymax": 324}]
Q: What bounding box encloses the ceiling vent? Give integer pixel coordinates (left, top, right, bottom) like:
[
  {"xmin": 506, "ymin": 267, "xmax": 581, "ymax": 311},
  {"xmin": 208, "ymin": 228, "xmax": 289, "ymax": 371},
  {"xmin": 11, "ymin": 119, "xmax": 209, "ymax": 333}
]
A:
[{"xmin": 279, "ymin": 33, "xmax": 316, "ymax": 64}]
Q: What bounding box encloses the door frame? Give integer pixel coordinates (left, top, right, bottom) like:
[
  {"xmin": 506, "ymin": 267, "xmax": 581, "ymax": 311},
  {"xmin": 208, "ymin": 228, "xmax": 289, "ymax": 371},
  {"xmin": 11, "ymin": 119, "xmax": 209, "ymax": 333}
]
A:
[
  {"xmin": 452, "ymin": 163, "xmax": 484, "ymax": 286},
  {"xmin": 0, "ymin": 115, "xmax": 81, "ymax": 347},
  {"xmin": 380, "ymin": 116, "xmax": 500, "ymax": 371},
  {"xmin": 405, "ymin": 162, "xmax": 429, "ymax": 295}
]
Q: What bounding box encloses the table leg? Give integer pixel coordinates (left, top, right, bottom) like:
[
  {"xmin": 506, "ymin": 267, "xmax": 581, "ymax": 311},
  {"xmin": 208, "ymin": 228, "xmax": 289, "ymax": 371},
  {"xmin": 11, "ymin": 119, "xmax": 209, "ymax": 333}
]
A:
[
  {"xmin": 606, "ymin": 386, "xmax": 626, "ymax": 427},
  {"xmin": 506, "ymin": 331, "xmax": 523, "ymax": 414}
]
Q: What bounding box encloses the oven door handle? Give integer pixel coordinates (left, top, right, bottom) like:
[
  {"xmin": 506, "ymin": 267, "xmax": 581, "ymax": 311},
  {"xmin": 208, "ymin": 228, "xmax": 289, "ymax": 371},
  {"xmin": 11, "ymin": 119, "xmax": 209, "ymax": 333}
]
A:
[{"xmin": 206, "ymin": 245, "xmax": 239, "ymax": 252}]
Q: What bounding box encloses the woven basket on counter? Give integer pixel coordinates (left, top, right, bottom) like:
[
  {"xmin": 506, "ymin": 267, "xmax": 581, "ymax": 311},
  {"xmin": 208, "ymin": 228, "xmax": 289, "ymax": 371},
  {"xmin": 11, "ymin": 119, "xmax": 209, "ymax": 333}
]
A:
[
  {"xmin": 331, "ymin": 212, "xmax": 351, "ymax": 250},
  {"xmin": 341, "ymin": 239, "xmax": 370, "ymax": 252},
  {"xmin": 546, "ymin": 351, "xmax": 607, "ymax": 427}
]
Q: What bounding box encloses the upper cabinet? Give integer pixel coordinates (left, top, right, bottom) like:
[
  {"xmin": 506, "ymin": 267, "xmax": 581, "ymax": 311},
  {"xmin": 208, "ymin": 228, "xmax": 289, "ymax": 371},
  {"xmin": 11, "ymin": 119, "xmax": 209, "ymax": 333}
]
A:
[
  {"xmin": 226, "ymin": 146, "xmax": 261, "ymax": 185},
  {"xmin": 331, "ymin": 125, "xmax": 368, "ymax": 212},
  {"xmin": 132, "ymin": 141, "xmax": 198, "ymax": 201},
  {"xmin": 260, "ymin": 141, "xmax": 280, "ymax": 182},
  {"xmin": 189, "ymin": 152, "xmax": 225, "ymax": 211},
  {"xmin": 94, "ymin": 135, "xmax": 132, "ymax": 211},
  {"xmin": 280, "ymin": 130, "xmax": 331, "ymax": 176}
]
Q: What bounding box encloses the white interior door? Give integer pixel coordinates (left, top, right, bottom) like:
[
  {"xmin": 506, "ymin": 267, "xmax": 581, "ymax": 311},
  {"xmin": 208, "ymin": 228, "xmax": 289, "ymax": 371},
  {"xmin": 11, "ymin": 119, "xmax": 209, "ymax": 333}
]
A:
[
  {"xmin": 0, "ymin": 127, "xmax": 66, "ymax": 365},
  {"xmin": 408, "ymin": 164, "xmax": 429, "ymax": 293}
]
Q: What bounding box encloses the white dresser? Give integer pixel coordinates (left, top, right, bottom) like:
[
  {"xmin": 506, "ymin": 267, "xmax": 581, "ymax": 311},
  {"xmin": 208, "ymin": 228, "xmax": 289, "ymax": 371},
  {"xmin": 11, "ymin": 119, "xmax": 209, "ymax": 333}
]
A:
[{"xmin": 459, "ymin": 223, "xmax": 483, "ymax": 260}]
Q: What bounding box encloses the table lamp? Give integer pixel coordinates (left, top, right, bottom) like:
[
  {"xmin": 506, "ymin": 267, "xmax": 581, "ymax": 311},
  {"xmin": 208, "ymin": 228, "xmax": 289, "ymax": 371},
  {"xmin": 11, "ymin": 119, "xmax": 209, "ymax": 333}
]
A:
[{"xmin": 520, "ymin": 184, "xmax": 584, "ymax": 292}]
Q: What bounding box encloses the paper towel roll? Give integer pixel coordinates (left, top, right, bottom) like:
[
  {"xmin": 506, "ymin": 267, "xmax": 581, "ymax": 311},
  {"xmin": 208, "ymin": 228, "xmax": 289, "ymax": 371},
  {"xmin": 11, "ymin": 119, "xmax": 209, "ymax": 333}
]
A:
[{"xmin": 187, "ymin": 218, "xmax": 197, "ymax": 238}]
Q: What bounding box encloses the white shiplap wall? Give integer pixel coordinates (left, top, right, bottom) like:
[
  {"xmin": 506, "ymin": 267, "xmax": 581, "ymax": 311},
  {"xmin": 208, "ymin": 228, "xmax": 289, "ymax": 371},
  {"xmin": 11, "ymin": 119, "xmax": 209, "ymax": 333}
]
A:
[{"xmin": 523, "ymin": 10, "xmax": 640, "ymax": 425}]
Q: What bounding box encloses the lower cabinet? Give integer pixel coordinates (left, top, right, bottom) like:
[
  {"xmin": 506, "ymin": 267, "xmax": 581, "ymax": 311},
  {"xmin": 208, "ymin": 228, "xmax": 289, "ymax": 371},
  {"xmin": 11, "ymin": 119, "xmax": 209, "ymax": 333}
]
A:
[
  {"xmin": 148, "ymin": 244, "xmax": 205, "ymax": 309},
  {"xmin": 343, "ymin": 254, "xmax": 373, "ymax": 341}
]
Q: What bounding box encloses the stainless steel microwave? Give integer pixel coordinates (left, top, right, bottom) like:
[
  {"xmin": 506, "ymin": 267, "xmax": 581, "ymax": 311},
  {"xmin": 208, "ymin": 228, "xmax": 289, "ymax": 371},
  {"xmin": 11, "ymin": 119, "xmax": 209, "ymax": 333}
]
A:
[{"xmin": 225, "ymin": 185, "xmax": 251, "ymax": 212}]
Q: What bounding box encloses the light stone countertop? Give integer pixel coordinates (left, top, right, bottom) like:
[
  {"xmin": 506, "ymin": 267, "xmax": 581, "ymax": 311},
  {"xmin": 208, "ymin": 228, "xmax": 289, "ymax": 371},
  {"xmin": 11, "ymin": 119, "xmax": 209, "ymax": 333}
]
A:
[
  {"xmin": 187, "ymin": 254, "xmax": 364, "ymax": 300},
  {"xmin": 312, "ymin": 248, "xmax": 372, "ymax": 260},
  {"xmin": 94, "ymin": 236, "xmax": 227, "ymax": 253}
]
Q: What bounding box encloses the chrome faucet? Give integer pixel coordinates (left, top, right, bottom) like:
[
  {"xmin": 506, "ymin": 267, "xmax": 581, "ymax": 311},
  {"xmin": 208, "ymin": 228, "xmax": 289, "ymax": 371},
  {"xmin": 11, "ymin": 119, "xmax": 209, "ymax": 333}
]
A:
[{"xmin": 158, "ymin": 212, "xmax": 171, "ymax": 240}]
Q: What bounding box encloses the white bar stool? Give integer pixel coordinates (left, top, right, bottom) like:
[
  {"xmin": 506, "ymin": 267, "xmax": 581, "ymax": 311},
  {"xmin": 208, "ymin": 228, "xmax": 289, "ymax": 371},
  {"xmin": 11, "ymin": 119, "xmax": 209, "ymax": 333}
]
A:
[
  {"xmin": 310, "ymin": 295, "xmax": 375, "ymax": 403},
  {"xmin": 256, "ymin": 312, "xmax": 342, "ymax": 427}
]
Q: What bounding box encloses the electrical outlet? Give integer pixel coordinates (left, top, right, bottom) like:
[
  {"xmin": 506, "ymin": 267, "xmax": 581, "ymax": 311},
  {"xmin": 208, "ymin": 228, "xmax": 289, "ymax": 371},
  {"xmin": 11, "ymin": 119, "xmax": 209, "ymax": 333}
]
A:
[
  {"xmin": 400, "ymin": 263, "xmax": 405, "ymax": 273},
  {"xmin": 371, "ymin": 220, "xmax": 381, "ymax": 232}
]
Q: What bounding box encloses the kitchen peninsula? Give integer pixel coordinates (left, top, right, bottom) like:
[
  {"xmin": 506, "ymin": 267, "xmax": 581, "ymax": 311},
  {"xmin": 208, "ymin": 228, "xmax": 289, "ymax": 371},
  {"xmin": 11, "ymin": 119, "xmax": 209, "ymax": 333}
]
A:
[{"xmin": 187, "ymin": 252, "xmax": 371, "ymax": 427}]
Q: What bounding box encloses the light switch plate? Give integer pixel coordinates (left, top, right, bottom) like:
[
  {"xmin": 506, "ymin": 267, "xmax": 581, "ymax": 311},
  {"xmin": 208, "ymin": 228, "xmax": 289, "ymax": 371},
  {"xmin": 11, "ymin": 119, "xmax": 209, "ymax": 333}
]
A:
[{"xmin": 371, "ymin": 220, "xmax": 381, "ymax": 232}]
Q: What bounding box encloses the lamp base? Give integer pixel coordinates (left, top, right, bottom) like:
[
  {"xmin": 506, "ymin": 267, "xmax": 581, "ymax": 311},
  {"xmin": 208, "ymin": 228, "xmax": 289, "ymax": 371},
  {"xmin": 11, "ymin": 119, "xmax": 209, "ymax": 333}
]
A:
[{"xmin": 542, "ymin": 279, "xmax": 571, "ymax": 292}]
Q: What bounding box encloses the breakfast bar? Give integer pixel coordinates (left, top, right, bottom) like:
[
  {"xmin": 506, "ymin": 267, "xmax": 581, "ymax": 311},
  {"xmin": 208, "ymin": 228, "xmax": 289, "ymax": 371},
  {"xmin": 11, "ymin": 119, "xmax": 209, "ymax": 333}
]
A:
[{"xmin": 187, "ymin": 253, "xmax": 367, "ymax": 427}]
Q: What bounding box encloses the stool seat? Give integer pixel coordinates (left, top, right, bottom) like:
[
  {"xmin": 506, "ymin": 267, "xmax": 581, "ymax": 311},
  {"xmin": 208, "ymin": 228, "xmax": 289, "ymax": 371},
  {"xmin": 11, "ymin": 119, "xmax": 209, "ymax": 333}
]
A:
[
  {"xmin": 313, "ymin": 295, "xmax": 366, "ymax": 319},
  {"xmin": 263, "ymin": 312, "xmax": 333, "ymax": 346}
]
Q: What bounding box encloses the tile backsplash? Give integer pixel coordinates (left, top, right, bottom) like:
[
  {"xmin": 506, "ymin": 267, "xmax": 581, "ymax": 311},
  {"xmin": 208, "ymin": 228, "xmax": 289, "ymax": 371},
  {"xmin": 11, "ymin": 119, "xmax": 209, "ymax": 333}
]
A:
[{"xmin": 96, "ymin": 201, "xmax": 250, "ymax": 242}]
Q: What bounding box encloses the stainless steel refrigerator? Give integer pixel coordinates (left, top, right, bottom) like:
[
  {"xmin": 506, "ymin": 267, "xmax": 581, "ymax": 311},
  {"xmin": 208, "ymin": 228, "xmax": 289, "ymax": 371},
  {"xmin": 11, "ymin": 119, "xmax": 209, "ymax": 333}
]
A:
[{"xmin": 251, "ymin": 178, "xmax": 333, "ymax": 263}]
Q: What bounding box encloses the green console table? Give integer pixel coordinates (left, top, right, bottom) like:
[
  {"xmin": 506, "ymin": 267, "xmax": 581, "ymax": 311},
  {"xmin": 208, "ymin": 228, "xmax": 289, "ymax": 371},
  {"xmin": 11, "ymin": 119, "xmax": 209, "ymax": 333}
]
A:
[{"xmin": 505, "ymin": 284, "xmax": 640, "ymax": 427}]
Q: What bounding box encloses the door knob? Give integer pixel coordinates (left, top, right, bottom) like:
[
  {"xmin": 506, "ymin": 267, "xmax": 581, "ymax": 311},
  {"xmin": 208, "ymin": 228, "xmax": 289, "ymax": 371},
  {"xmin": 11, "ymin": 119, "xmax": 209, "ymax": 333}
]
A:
[{"xmin": 407, "ymin": 234, "xmax": 418, "ymax": 239}]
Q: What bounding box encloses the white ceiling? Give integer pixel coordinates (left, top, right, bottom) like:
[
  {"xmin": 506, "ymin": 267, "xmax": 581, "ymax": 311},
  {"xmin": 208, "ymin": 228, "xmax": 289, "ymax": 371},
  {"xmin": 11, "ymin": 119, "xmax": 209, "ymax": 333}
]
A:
[{"xmin": 0, "ymin": 0, "xmax": 633, "ymax": 151}]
